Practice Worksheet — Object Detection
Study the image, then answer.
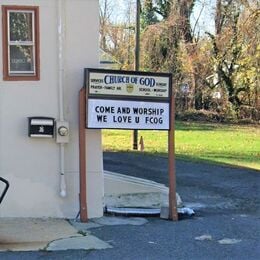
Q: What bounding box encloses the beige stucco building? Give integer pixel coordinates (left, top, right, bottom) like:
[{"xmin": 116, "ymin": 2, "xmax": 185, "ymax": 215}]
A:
[{"xmin": 0, "ymin": 0, "xmax": 104, "ymax": 219}]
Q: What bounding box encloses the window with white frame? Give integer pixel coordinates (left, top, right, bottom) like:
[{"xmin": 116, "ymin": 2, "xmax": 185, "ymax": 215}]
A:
[{"xmin": 2, "ymin": 6, "xmax": 40, "ymax": 80}]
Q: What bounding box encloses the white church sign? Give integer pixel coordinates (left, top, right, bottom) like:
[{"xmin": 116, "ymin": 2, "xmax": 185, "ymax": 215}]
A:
[{"xmin": 85, "ymin": 68, "xmax": 172, "ymax": 130}]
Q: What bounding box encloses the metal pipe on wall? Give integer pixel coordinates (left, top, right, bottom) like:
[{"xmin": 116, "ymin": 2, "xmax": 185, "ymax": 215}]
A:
[
  {"xmin": 57, "ymin": 0, "xmax": 66, "ymax": 197},
  {"xmin": 133, "ymin": 0, "xmax": 141, "ymax": 150}
]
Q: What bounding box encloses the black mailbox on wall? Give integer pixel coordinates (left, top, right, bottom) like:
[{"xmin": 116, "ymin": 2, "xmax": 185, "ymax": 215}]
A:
[{"xmin": 28, "ymin": 117, "xmax": 55, "ymax": 138}]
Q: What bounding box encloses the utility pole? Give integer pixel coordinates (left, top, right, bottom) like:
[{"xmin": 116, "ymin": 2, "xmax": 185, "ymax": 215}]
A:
[{"xmin": 133, "ymin": 0, "xmax": 141, "ymax": 150}]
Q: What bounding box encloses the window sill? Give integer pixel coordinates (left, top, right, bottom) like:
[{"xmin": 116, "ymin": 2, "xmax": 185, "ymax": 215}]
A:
[{"xmin": 3, "ymin": 75, "xmax": 40, "ymax": 81}]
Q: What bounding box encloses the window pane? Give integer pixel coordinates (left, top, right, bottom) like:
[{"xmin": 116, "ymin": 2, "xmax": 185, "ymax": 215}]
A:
[
  {"xmin": 9, "ymin": 45, "xmax": 34, "ymax": 73},
  {"xmin": 9, "ymin": 12, "xmax": 33, "ymax": 42}
]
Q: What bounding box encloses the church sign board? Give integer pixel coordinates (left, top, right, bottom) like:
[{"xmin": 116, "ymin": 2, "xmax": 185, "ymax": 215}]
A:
[
  {"xmin": 85, "ymin": 68, "xmax": 172, "ymax": 130},
  {"xmin": 82, "ymin": 68, "xmax": 178, "ymax": 221}
]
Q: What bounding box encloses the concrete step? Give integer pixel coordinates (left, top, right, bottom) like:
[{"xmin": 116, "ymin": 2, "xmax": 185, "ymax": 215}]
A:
[{"xmin": 104, "ymin": 171, "xmax": 182, "ymax": 208}]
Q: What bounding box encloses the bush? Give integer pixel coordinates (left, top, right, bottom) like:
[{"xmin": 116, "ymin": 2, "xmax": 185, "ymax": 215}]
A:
[
  {"xmin": 176, "ymin": 109, "xmax": 259, "ymax": 124},
  {"xmin": 238, "ymin": 105, "xmax": 260, "ymax": 121},
  {"xmin": 176, "ymin": 109, "xmax": 224, "ymax": 122},
  {"xmin": 238, "ymin": 118, "xmax": 257, "ymax": 125}
]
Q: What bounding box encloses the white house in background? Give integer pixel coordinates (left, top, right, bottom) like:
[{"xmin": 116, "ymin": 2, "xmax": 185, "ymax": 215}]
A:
[
  {"xmin": 99, "ymin": 49, "xmax": 121, "ymax": 69},
  {"xmin": 0, "ymin": 0, "xmax": 104, "ymax": 219}
]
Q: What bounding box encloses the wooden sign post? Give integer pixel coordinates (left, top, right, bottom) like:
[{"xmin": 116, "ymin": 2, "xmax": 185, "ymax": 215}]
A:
[
  {"xmin": 79, "ymin": 88, "xmax": 88, "ymax": 222},
  {"xmin": 168, "ymin": 94, "xmax": 178, "ymax": 221}
]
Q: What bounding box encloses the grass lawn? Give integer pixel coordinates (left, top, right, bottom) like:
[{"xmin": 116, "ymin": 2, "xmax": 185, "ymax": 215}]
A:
[{"xmin": 102, "ymin": 121, "xmax": 260, "ymax": 170}]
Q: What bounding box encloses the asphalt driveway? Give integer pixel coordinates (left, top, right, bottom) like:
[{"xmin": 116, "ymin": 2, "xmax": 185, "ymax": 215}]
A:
[
  {"xmin": 1, "ymin": 152, "xmax": 259, "ymax": 259},
  {"xmin": 103, "ymin": 151, "xmax": 260, "ymax": 217}
]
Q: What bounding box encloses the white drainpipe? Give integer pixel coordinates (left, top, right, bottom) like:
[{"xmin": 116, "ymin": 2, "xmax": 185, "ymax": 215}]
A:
[{"xmin": 57, "ymin": 0, "xmax": 66, "ymax": 197}]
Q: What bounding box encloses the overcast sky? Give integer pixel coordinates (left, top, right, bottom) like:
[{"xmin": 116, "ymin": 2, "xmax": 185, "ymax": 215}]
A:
[{"xmin": 191, "ymin": 0, "xmax": 216, "ymax": 35}]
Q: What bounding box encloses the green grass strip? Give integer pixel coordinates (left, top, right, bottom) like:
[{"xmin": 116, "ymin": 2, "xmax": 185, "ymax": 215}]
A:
[{"xmin": 102, "ymin": 121, "xmax": 260, "ymax": 170}]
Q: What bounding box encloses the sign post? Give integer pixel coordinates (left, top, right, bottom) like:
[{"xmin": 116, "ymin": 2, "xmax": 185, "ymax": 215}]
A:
[
  {"xmin": 81, "ymin": 68, "xmax": 178, "ymax": 221},
  {"xmin": 168, "ymin": 94, "xmax": 178, "ymax": 221},
  {"xmin": 79, "ymin": 88, "xmax": 88, "ymax": 222}
]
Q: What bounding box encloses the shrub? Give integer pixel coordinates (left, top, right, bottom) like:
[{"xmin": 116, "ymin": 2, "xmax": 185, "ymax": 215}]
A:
[{"xmin": 176, "ymin": 109, "xmax": 224, "ymax": 122}]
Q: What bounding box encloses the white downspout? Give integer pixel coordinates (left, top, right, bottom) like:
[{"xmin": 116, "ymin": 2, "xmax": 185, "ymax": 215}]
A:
[{"xmin": 58, "ymin": 0, "xmax": 66, "ymax": 197}]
